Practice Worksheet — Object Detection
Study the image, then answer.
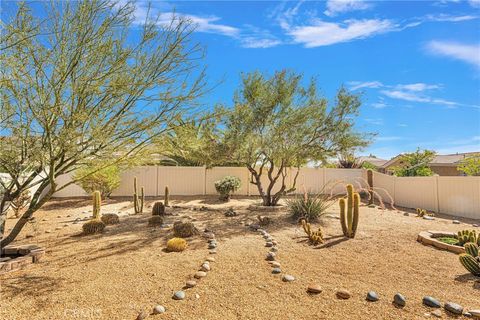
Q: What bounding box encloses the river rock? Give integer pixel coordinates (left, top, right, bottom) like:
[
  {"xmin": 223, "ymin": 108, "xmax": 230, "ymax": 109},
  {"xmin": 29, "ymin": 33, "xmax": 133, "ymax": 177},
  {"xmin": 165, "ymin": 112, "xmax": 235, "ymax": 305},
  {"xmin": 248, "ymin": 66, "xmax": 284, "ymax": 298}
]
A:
[
  {"xmin": 445, "ymin": 302, "xmax": 463, "ymax": 315},
  {"xmin": 282, "ymin": 274, "xmax": 295, "ymax": 282},
  {"xmin": 336, "ymin": 290, "xmax": 351, "ymax": 299},
  {"xmin": 307, "ymin": 284, "xmax": 322, "ymax": 294},
  {"xmin": 194, "ymin": 271, "xmax": 207, "ymax": 279},
  {"xmin": 185, "ymin": 280, "xmax": 197, "ymax": 288},
  {"xmin": 366, "ymin": 291, "xmax": 379, "ymax": 302},
  {"xmin": 153, "ymin": 305, "xmax": 166, "ymax": 314},
  {"xmin": 393, "ymin": 293, "xmax": 406, "ymax": 307},
  {"xmin": 173, "ymin": 291, "xmax": 185, "ymax": 300},
  {"xmin": 272, "ymin": 268, "xmax": 281, "ymax": 274},
  {"xmin": 423, "ymin": 296, "xmax": 441, "ymax": 308},
  {"xmin": 431, "ymin": 310, "xmax": 442, "ymax": 318},
  {"xmin": 266, "ymin": 252, "xmax": 276, "ymax": 261}
]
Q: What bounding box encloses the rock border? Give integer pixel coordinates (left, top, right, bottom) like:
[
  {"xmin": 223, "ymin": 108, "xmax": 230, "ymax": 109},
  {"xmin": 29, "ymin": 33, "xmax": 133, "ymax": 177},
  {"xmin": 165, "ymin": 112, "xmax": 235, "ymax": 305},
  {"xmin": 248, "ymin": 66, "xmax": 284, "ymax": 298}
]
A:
[
  {"xmin": 0, "ymin": 244, "xmax": 46, "ymax": 274},
  {"xmin": 417, "ymin": 231, "xmax": 464, "ymax": 254}
]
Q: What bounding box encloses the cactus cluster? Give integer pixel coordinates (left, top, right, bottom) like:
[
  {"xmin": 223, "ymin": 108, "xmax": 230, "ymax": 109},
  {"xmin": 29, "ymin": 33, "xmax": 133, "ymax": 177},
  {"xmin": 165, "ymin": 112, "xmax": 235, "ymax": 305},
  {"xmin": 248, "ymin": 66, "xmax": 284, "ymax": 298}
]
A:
[
  {"xmin": 457, "ymin": 230, "xmax": 480, "ymax": 246},
  {"xmin": 164, "ymin": 186, "xmax": 170, "ymax": 207},
  {"xmin": 82, "ymin": 191, "xmax": 106, "ymax": 235},
  {"xmin": 416, "ymin": 208, "xmax": 434, "ymax": 217},
  {"xmin": 301, "ymin": 219, "xmax": 324, "ymax": 245},
  {"xmin": 166, "ymin": 237, "xmax": 188, "ymax": 252},
  {"xmin": 339, "ymin": 184, "xmax": 360, "ymax": 238},
  {"xmin": 459, "ymin": 242, "xmax": 480, "ymax": 276},
  {"xmin": 133, "ymin": 177, "xmax": 144, "ymax": 214},
  {"xmin": 367, "ymin": 169, "xmax": 374, "ymax": 206}
]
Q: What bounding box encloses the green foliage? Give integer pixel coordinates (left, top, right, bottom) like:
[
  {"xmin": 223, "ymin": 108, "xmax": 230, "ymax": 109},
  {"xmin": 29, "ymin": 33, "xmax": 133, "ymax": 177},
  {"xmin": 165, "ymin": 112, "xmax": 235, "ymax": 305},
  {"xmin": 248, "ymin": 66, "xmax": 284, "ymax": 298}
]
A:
[
  {"xmin": 0, "ymin": 0, "xmax": 206, "ymax": 246},
  {"xmin": 437, "ymin": 237, "xmax": 459, "ymax": 246},
  {"xmin": 166, "ymin": 237, "xmax": 188, "ymax": 252},
  {"xmin": 214, "ymin": 176, "xmax": 241, "ymax": 201},
  {"xmin": 287, "ymin": 191, "xmax": 335, "ymax": 222},
  {"xmin": 74, "ymin": 165, "xmax": 121, "ymax": 198},
  {"xmin": 361, "ymin": 161, "xmax": 378, "ymax": 171},
  {"xmin": 459, "ymin": 243, "xmax": 480, "ymax": 276},
  {"xmin": 339, "ymin": 184, "xmax": 360, "ymax": 238},
  {"xmin": 301, "ymin": 219, "xmax": 324, "ymax": 245},
  {"xmin": 458, "ymin": 154, "xmax": 480, "ymax": 176},
  {"xmin": 220, "ymin": 70, "xmax": 370, "ymax": 206},
  {"xmin": 392, "ymin": 149, "xmax": 436, "ymax": 177},
  {"xmin": 133, "ymin": 177, "xmax": 144, "ymax": 214},
  {"xmin": 337, "ymin": 152, "xmax": 361, "ymax": 168}
]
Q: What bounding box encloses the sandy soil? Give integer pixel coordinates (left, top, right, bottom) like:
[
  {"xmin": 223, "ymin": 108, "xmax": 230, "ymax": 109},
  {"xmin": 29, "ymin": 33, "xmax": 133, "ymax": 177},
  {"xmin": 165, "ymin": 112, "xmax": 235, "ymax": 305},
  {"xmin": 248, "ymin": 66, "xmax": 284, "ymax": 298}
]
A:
[{"xmin": 0, "ymin": 196, "xmax": 479, "ymax": 320}]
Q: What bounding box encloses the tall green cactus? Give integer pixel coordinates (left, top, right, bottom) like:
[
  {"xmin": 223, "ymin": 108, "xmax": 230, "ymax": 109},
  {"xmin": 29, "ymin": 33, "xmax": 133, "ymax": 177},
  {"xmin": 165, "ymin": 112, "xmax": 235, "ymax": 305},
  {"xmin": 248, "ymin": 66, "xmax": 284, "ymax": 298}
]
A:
[
  {"xmin": 457, "ymin": 230, "xmax": 479, "ymax": 246},
  {"xmin": 367, "ymin": 169, "xmax": 374, "ymax": 206},
  {"xmin": 92, "ymin": 190, "xmax": 101, "ymax": 219},
  {"xmin": 164, "ymin": 186, "xmax": 170, "ymax": 207},
  {"xmin": 459, "ymin": 242, "xmax": 480, "ymax": 276},
  {"xmin": 133, "ymin": 177, "xmax": 144, "ymax": 214},
  {"xmin": 339, "ymin": 184, "xmax": 360, "ymax": 238}
]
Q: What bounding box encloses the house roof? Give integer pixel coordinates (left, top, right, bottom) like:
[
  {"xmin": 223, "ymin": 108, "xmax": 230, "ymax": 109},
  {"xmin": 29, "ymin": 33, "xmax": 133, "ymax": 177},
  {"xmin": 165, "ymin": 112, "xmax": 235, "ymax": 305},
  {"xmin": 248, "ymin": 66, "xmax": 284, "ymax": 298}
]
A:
[
  {"xmin": 357, "ymin": 156, "xmax": 388, "ymax": 167},
  {"xmin": 381, "ymin": 152, "xmax": 479, "ymax": 168}
]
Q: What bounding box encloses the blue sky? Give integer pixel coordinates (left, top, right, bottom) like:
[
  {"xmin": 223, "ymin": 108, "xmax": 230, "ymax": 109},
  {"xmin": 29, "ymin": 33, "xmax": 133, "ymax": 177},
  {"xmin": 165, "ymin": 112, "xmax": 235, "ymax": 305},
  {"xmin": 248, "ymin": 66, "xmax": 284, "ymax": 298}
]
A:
[
  {"xmin": 2, "ymin": 0, "xmax": 480, "ymax": 159},
  {"xmin": 125, "ymin": 0, "xmax": 480, "ymax": 159}
]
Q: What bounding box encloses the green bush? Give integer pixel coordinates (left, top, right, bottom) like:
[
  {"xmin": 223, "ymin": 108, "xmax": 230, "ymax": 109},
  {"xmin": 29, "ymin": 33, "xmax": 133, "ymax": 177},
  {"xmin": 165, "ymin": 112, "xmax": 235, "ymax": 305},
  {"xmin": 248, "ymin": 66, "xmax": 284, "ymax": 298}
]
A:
[
  {"xmin": 214, "ymin": 176, "xmax": 241, "ymax": 201},
  {"xmin": 287, "ymin": 191, "xmax": 335, "ymax": 222},
  {"xmin": 74, "ymin": 165, "xmax": 121, "ymax": 198}
]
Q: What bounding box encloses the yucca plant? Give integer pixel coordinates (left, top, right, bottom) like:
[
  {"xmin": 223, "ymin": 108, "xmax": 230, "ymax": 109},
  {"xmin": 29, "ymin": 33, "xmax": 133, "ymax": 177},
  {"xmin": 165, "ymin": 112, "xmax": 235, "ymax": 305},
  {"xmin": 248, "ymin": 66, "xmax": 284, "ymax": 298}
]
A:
[{"xmin": 287, "ymin": 188, "xmax": 335, "ymax": 222}]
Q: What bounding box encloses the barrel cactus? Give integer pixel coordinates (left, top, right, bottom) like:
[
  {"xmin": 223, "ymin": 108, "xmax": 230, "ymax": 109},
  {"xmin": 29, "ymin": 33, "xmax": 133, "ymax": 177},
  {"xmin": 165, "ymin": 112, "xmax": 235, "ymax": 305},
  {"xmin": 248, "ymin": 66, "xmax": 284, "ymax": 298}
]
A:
[
  {"xmin": 339, "ymin": 184, "xmax": 360, "ymax": 238},
  {"xmin": 166, "ymin": 237, "xmax": 188, "ymax": 252},
  {"xmin": 459, "ymin": 242, "xmax": 480, "ymax": 276},
  {"xmin": 82, "ymin": 191, "xmax": 106, "ymax": 235},
  {"xmin": 101, "ymin": 213, "xmax": 119, "ymax": 225},
  {"xmin": 152, "ymin": 201, "xmax": 165, "ymax": 216}
]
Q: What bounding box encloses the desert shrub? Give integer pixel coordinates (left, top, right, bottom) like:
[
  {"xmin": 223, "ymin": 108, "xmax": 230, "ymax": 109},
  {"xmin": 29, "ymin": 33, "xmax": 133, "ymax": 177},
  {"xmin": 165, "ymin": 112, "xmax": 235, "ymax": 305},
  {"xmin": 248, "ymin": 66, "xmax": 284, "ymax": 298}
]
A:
[
  {"xmin": 287, "ymin": 191, "xmax": 335, "ymax": 222},
  {"xmin": 10, "ymin": 189, "xmax": 31, "ymax": 218},
  {"xmin": 214, "ymin": 176, "xmax": 241, "ymax": 201},
  {"xmin": 74, "ymin": 165, "xmax": 121, "ymax": 198},
  {"xmin": 173, "ymin": 221, "xmax": 197, "ymax": 237},
  {"xmin": 101, "ymin": 213, "xmax": 119, "ymax": 225},
  {"xmin": 166, "ymin": 237, "xmax": 188, "ymax": 252}
]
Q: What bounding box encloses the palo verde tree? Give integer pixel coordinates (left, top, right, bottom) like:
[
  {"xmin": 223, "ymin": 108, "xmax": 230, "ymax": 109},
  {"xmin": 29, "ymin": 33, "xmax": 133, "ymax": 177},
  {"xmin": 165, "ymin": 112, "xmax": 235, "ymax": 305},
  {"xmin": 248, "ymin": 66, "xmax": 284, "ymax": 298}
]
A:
[
  {"xmin": 392, "ymin": 148, "xmax": 436, "ymax": 177},
  {"xmin": 220, "ymin": 70, "xmax": 369, "ymax": 206},
  {"xmin": 457, "ymin": 153, "xmax": 480, "ymax": 176},
  {"xmin": 0, "ymin": 0, "xmax": 206, "ymax": 247}
]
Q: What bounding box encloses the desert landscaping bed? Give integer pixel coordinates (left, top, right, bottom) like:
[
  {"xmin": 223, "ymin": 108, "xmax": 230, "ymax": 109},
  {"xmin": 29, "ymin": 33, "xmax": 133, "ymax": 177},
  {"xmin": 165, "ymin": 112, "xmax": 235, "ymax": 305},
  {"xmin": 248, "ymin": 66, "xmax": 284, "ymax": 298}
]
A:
[{"xmin": 0, "ymin": 196, "xmax": 479, "ymax": 320}]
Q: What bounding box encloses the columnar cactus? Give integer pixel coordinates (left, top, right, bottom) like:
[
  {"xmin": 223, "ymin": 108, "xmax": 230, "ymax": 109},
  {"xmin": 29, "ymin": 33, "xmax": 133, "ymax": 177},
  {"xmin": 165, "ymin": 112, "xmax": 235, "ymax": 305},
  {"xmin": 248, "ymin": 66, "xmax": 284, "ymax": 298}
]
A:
[
  {"xmin": 367, "ymin": 169, "xmax": 374, "ymax": 206},
  {"xmin": 92, "ymin": 190, "xmax": 101, "ymax": 219},
  {"xmin": 339, "ymin": 184, "xmax": 360, "ymax": 238},
  {"xmin": 133, "ymin": 177, "xmax": 144, "ymax": 214},
  {"xmin": 459, "ymin": 242, "xmax": 480, "ymax": 276},
  {"xmin": 82, "ymin": 191, "xmax": 106, "ymax": 235},
  {"xmin": 164, "ymin": 186, "xmax": 170, "ymax": 207},
  {"xmin": 457, "ymin": 230, "xmax": 480, "ymax": 246},
  {"xmin": 301, "ymin": 219, "xmax": 324, "ymax": 245}
]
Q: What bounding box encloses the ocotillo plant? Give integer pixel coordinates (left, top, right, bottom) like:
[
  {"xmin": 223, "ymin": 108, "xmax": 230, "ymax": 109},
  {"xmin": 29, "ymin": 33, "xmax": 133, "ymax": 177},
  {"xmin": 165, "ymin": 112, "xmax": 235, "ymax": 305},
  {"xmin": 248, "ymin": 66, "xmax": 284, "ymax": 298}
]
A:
[
  {"xmin": 133, "ymin": 177, "xmax": 144, "ymax": 214},
  {"xmin": 367, "ymin": 169, "xmax": 374, "ymax": 206},
  {"xmin": 164, "ymin": 186, "xmax": 170, "ymax": 207},
  {"xmin": 339, "ymin": 184, "xmax": 360, "ymax": 238}
]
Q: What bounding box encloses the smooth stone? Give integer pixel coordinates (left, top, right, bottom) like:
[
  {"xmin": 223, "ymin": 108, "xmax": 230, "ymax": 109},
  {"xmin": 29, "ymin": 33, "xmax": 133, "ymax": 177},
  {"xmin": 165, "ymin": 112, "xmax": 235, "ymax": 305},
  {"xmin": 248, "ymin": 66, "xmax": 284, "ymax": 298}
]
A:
[
  {"xmin": 336, "ymin": 289, "xmax": 351, "ymax": 299},
  {"xmin": 194, "ymin": 271, "xmax": 207, "ymax": 279},
  {"xmin": 473, "ymin": 224, "xmax": 479, "ymax": 227},
  {"xmin": 366, "ymin": 291, "xmax": 379, "ymax": 302},
  {"xmin": 152, "ymin": 305, "xmax": 166, "ymax": 314},
  {"xmin": 444, "ymin": 302, "xmax": 463, "ymax": 315},
  {"xmin": 272, "ymin": 240, "xmax": 278, "ymax": 245},
  {"xmin": 272, "ymin": 268, "xmax": 281, "ymax": 274},
  {"xmin": 265, "ymin": 242, "xmax": 273, "ymax": 247},
  {"xmin": 423, "ymin": 216, "xmax": 435, "ymax": 220},
  {"xmin": 431, "ymin": 310, "xmax": 442, "ymax": 318},
  {"xmin": 464, "ymin": 312, "xmax": 473, "ymax": 318},
  {"xmin": 208, "ymin": 239, "xmax": 217, "ymax": 244},
  {"xmin": 200, "ymin": 263, "xmax": 211, "ymax": 272},
  {"xmin": 266, "ymin": 252, "xmax": 276, "ymax": 261},
  {"xmin": 453, "ymin": 220, "xmax": 461, "ymax": 224},
  {"xmin": 469, "ymin": 310, "xmax": 480, "ymax": 318},
  {"xmin": 282, "ymin": 274, "xmax": 295, "ymax": 282},
  {"xmin": 205, "ymin": 232, "xmax": 215, "ymax": 239},
  {"xmin": 393, "ymin": 293, "xmax": 406, "ymax": 307},
  {"xmin": 423, "ymin": 296, "xmax": 441, "ymax": 308},
  {"xmin": 195, "ymin": 293, "xmax": 200, "ymax": 299},
  {"xmin": 185, "ymin": 280, "xmax": 197, "ymax": 288},
  {"xmin": 270, "ymin": 246, "xmax": 278, "ymax": 252},
  {"xmin": 173, "ymin": 291, "xmax": 185, "ymax": 300},
  {"xmin": 263, "ymin": 234, "xmax": 270, "ymax": 239},
  {"xmin": 307, "ymin": 284, "xmax": 322, "ymax": 294},
  {"xmin": 269, "ymin": 261, "xmax": 281, "ymax": 267},
  {"xmin": 206, "ymin": 257, "xmax": 215, "ymax": 262},
  {"xmin": 209, "ymin": 250, "xmax": 217, "ymax": 254}
]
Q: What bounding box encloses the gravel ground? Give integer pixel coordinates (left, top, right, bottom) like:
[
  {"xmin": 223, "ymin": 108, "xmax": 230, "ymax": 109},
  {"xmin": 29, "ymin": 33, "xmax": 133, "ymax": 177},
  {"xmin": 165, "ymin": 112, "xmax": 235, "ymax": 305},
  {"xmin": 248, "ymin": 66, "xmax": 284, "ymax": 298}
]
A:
[{"xmin": 0, "ymin": 196, "xmax": 479, "ymax": 320}]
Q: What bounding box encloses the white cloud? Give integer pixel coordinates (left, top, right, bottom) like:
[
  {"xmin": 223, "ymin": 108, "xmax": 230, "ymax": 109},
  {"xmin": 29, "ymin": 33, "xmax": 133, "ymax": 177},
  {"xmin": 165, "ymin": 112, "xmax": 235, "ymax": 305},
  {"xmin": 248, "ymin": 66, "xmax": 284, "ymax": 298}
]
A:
[
  {"xmin": 424, "ymin": 14, "xmax": 478, "ymax": 22},
  {"xmin": 426, "ymin": 41, "xmax": 480, "ymax": 67},
  {"xmin": 324, "ymin": 0, "xmax": 371, "ymax": 17},
  {"xmin": 348, "ymin": 81, "xmax": 383, "ymax": 91},
  {"xmin": 380, "ymin": 90, "xmax": 460, "ymax": 107},
  {"xmin": 469, "ymin": 0, "xmax": 480, "ymax": 8},
  {"xmin": 395, "ymin": 83, "xmax": 440, "ymax": 91},
  {"xmin": 364, "ymin": 118, "xmax": 384, "ymax": 125},
  {"xmin": 371, "ymin": 102, "xmax": 387, "ymax": 109},
  {"xmin": 288, "ymin": 19, "xmax": 394, "ymax": 47},
  {"xmin": 240, "ymin": 37, "xmax": 282, "ymax": 48}
]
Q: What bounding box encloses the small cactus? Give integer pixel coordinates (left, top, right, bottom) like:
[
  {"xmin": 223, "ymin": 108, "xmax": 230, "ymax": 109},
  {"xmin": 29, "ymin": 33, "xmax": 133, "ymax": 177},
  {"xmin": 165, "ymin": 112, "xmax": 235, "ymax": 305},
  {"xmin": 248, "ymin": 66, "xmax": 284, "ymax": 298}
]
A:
[
  {"xmin": 101, "ymin": 213, "xmax": 119, "ymax": 225},
  {"xmin": 164, "ymin": 186, "xmax": 170, "ymax": 207},
  {"xmin": 133, "ymin": 177, "xmax": 144, "ymax": 214},
  {"xmin": 457, "ymin": 230, "xmax": 479, "ymax": 246},
  {"xmin": 83, "ymin": 191, "xmax": 106, "ymax": 235},
  {"xmin": 416, "ymin": 208, "xmax": 434, "ymax": 218},
  {"xmin": 367, "ymin": 169, "xmax": 374, "ymax": 206},
  {"xmin": 459, "ymin": 242, "xmax": 480, "ymax": 276},
  {"xmin": 339, "ymin": 184, "xmax": 360, "ymax": 238},
  {"xmin": 301, "ymin": 219, "xmax": 324, "ymax": 245},
  {"xmin": 92, "ymin": 190, "xmax": 101, "ymax": 219},
  {"xmin": 148, "ymin": 215, "xmax": 163, "ymax": 226},
  {"xmin": 152, "ymin": 201, "xmax": 165, "ymax": 216},
  {"xmin": 166, "ymin": 237, "xmax": 188, "ymax": 252}
]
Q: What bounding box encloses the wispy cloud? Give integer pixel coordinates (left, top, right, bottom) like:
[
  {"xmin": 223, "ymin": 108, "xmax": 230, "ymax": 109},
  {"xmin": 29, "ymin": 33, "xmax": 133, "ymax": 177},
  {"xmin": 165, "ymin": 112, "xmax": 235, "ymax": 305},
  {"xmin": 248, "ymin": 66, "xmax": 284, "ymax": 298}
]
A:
[
  {"xmin": 380, "ymin": 90, "xmax": 460, "ymax": 107},
  {"xmin": 364, "ymin": 118, "xmax": 384, "ymax": 125},
  {"xmin": 371, "ymin": 102, "xmax": 387, "ymax": 109},
  {"xmin": 324, "ymin": 0, "xmax": 372, "ymax": 17},
  {"xmin": 395, "ymin": 83, "xmax": 441, "ymax": 91},
  {"xmin": 287, "ymin": 19, "xmax": 395, "ymax": 48},
  {"xmin": 425, "ymin": 41, "xmax": 480, "ymax": 67},
  {"xmin": 348, "ymin": 81, "xmax": 383, "ymax": 91}
]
